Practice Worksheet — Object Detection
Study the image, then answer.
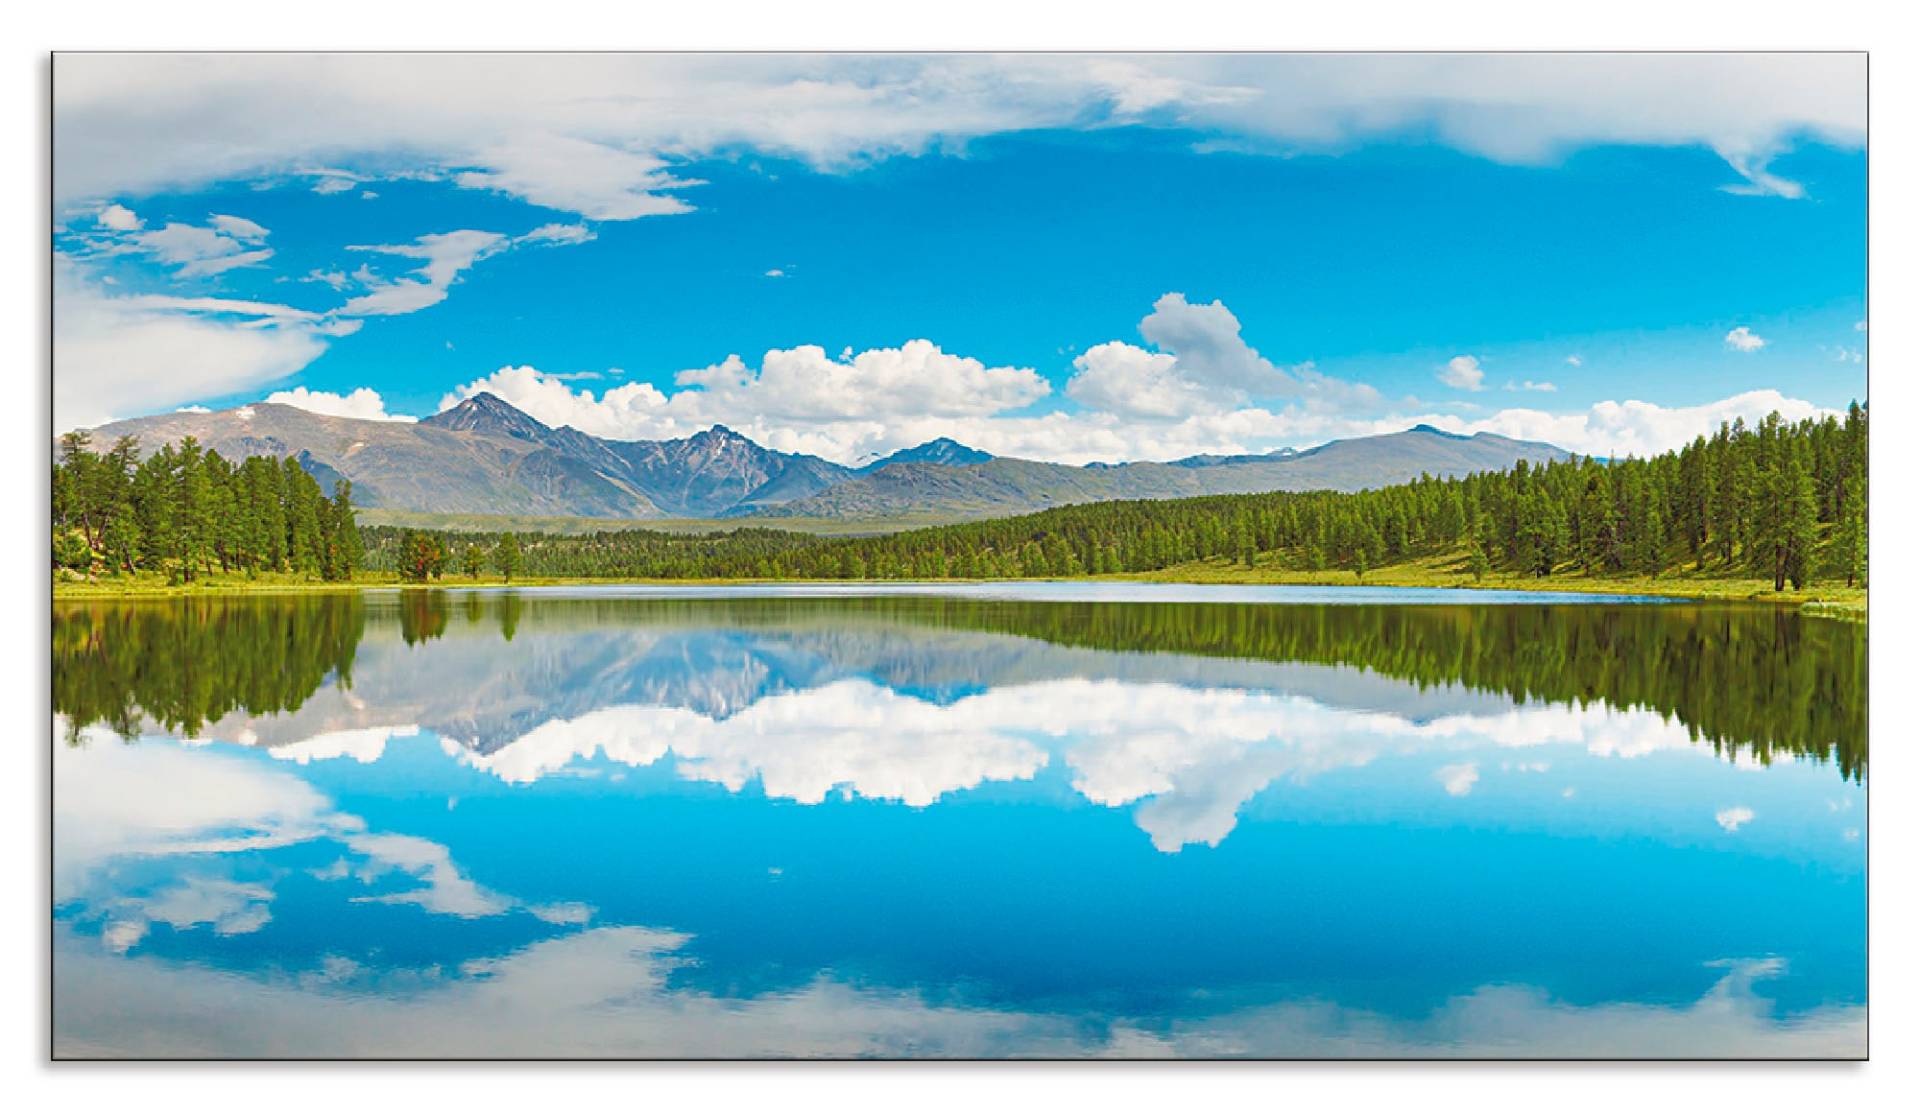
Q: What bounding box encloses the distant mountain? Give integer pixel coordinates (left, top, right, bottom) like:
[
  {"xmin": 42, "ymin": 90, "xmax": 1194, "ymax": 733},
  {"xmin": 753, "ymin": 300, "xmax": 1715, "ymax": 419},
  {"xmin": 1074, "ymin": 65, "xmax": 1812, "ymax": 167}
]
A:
[
  {"xmin": 79, "ymin": 395, "xmax": 851, "ymax": 519},
  {"xmin": 855, "ymin": 437, "xmax": 993, "ymax": 473},
  {"xmin": 77, "ymin": 395, "xmax": 1568, "ymax": 522},
  {"xmin": 749, "ymin": 426, "xmax": 1569, "ymax": 521},
  {"xmin": 1159, "ymin": 446, "xmax": 1300, "ymax": 469}
]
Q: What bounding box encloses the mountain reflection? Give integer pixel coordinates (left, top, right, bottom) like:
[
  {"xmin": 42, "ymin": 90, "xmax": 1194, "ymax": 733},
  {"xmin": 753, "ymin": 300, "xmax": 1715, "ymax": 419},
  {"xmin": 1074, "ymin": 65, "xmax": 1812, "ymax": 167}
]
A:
[{"xmin": 54, "ymin": 589, "xmax": 1867, "ymax": 783}]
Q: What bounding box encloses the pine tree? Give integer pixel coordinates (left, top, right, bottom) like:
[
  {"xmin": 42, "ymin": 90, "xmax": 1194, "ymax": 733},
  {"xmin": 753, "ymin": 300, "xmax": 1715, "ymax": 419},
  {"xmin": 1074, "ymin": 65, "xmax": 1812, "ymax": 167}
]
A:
[
  {"xmin": 493, "ymin": 532, "xmax": 522, "ymax": 582},
  {"xmin": 1784, "ymin": 445, "xmax": 1819, "ymax": 590},
  {"xmin": 1834, "ymin": 476, "xmax": 1866, "ymax": 587}
]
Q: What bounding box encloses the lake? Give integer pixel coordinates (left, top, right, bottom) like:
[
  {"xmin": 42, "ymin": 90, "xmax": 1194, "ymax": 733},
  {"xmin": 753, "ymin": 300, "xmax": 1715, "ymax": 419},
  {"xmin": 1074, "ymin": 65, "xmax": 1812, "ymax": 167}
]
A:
[{"xmin": 51, "ymin": 584, "xmax": 1867, "ymax": 1058}]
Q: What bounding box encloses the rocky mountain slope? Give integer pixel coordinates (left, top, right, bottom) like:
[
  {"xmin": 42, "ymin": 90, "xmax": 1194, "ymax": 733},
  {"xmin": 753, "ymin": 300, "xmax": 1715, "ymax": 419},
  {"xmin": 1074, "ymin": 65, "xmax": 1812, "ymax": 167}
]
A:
[
  {"xmin": 77, "ymin": 398, "xmax": 1568, "ymax": 522},
  {"xmin": 751, "ymin": 425, "xmax": 1569, "ymax": 520}
]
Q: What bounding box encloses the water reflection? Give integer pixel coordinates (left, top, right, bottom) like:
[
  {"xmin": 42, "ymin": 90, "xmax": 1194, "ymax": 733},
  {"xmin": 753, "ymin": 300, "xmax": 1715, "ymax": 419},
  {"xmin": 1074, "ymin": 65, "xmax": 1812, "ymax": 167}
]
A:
[
  {"xmin": 54, "ymin": 590, "xmax": 1867, "ymax": 780},
  {"xmin": 52, "ymin": 587, "xmax": 1867, "ymax": 1058}
]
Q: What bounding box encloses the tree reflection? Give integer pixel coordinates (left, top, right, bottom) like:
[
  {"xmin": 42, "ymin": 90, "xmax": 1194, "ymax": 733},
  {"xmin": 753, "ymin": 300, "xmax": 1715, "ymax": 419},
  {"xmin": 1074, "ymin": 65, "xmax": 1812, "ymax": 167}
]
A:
[
  {"xmin": 53, "ymin": 594, "xmax": 365, "ymax": 744},
  {"xmin": 52, "ymin": 594, "xmax": 1865, "ymax": 780}
]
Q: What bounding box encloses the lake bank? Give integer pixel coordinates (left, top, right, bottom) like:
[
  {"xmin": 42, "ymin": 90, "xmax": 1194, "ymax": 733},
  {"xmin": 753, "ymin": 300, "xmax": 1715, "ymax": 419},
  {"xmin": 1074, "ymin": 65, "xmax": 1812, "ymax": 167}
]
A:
[{"xmin": 53, "ymin": 564, "xmax": 1865, "ymax": 617}]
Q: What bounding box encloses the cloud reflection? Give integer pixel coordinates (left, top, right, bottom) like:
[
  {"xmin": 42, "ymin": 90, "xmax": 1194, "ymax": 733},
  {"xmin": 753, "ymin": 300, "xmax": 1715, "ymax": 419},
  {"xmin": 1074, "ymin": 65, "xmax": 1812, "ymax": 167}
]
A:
[
  {"xmin": 52, "ymin": 924, "xmax": 1862, "ymax": 1059},
  {"xmin": 434, "ymin": 679, "xmax": 1714, "ymax": 851}
]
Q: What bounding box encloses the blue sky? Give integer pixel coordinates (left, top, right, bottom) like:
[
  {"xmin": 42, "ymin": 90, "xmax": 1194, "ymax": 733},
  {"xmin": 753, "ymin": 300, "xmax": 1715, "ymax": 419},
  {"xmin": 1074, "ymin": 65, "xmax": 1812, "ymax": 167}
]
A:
[{"xmin": 53, "ymin": 54, "xmax": 1866, "ymax": 462}]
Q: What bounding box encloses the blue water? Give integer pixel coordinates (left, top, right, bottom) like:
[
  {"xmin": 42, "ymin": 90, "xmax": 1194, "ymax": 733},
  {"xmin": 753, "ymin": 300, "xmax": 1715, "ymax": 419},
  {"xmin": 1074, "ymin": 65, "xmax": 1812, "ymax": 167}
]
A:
[{"xmin": 51, "ymin": 587, "xmax": 1864, "ymax": 1058}]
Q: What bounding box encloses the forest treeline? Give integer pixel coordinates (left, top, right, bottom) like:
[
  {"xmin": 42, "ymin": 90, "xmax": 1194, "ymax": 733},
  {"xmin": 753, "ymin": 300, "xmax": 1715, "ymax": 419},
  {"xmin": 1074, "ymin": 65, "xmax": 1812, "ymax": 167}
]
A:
[
  {"xmin": 361, "ymin": 405, "xmax": 1867, "ymax": 589},
  {"xmin": 53, "ymin": 431, "xmax": 363, "ymax": 583},
  {"xmin": 52, "ymin": 592, "xmax": 1864, "ymax": 780}
]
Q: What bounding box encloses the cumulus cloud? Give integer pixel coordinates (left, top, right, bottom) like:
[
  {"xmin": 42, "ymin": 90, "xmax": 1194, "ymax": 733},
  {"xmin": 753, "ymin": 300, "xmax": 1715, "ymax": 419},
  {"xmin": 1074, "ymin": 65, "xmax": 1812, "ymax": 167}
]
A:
[
  {"xmin": 1724, "ymin": 326, "xmax": 1767, "ymax": 352},
  {"xmin": 425, "ymin": 350, "xmax": 1837, "ymax": 468},
  {"xmin": 52, "ymin": 55, "xmax": 1862, "ymax": 218},
  {"xmin": 1509, "ymin": 380, "xmax": 1557, "ymax": 393},
  {"xmin": 438, "ymin": 340, "xmax": 1051, "ymax": 453},
  {"xmin": 677, "ymin": 341, "xmax": 1050, "ymax": 421},
  {"xmin": 1066, "ymin": 293, "xmax": 1380, "ymax": 420},
  {"xmin": 1565, "ymin": 355, "xmax": 1583, "ymax": 367},
  {"xmin": 1067, "ymin": 342, "xmax": 1212, "ymax": 419},
  {"xmin": 263, "ymin": 386, "xmax": 416, "ymax": 423},
  {"xmin": 1439, "ymin": 355, "xmax": 1486, "ymax": 391},
  {"xmin": 96, "ymin": 202, "xmax": 142, "ymax": 231},
  {"xmin": 1716, "ymin": 807, "xmax": 1755, "ymax": 833}
]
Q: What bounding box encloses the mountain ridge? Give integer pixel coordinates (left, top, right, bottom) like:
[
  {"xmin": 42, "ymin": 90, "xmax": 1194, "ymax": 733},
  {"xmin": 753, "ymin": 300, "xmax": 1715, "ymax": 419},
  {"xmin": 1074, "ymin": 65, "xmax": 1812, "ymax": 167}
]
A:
[{"xmin": 75, "ymin": 394, "xmax": 1571, "ymax": 523}]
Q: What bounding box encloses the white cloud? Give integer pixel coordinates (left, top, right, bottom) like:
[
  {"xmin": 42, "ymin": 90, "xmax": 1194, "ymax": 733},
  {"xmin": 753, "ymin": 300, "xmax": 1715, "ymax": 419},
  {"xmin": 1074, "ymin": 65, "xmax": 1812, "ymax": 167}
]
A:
[
  {"xmin": 119, "ymin": 215, "xmax": 274, "ymax": 277},
  {"xmin": 339, "ymin": 230, "xmax": 508, "ymax": 316},
  {"xmin": 305, "ymin": 168, "xmax": 363, "ymax": 194},
  {"xmin": 263, "ymin": 386, "xmax": 416, "ymax": 422},
  {"xmin": 1066, "ymin": 293, "xmax": 1380, "ymax": 420},
  {"xmin": 1565, "ymin": 355, "xmax": 1583, "ymax": 367},
  {"xmin": 96, "ymin": 202, "xmax": 142, "ymax": 231},
  {"xmin": 1724, "ymin": 326, "xmax": 1767, "ymax": 352},
  {"xmin": 427, "ymin": 354, "xmax": 1840, "ymax": 468},
  {"xmin": 764, "ymin": 268, "xmax": 786, "ymax": 278},
  {"xmin": 1435, "ymin": 762, "xmax": 1480, "ymax": 796},
  {"xmin": 209, "ymin": 213, "xmax": 269, "ymax": 239},
  {"xmin": 1509, "ymin": 380, "xmax": 1557, "ymax": 393},
  {"xmin": 1715, "ymin": 806, "xmax": 1755, "ymax": 833},
  {"xmin": 440, "ymin": 339, "xmax": 1052, "ymax": 451},
  {"xmin": 55, "ymin": 259, "xmax": 330, "ymax": 431},
  {"xmin": 52, "ymin": 55, "xmax": 1862, "ymax": 217},
  {"xmin": 516, "ymin": 222, "xmax": 595, "ymax": 247},
  {"xmin": 303, "ymin": 268, "xmax": 352, "ymax": 290},
  {"xmin": 1439, "ymin": 355, "xmax": 1485, "ymax": 391},
  {"xmin": 1066, "ymin": 341, "xmax": 1212, "ymax": 419},
  {"xmin": 455, "ymin": 132, "xmax": 696, "ymax": 220},
  {"xmin": 1403, "ymin": 388, "xmax": 1835, "ymax": 459}
]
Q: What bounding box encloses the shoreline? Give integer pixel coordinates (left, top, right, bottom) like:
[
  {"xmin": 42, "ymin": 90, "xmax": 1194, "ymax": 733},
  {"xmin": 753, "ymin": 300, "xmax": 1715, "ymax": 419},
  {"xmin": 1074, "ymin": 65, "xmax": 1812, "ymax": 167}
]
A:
[{"xmin": 52, "ymin": 567, "xmax": 1866, "ymax": 617}]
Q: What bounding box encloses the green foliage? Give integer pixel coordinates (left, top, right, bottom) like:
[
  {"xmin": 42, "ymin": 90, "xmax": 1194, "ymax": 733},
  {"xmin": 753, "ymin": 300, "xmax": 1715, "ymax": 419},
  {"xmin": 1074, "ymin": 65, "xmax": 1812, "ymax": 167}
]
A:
[
  {"xmin": 396, "ymin": 529, "xmax": 449, "ymax": 582},
  {"xmin": 492, "ymin": 532, "xmax": 522, "ymax": 582},
  {"xmin": 52, "ymin": 436, "xmax": 358, "ymax": 582},
  {"xmin": 355, "ymin": 404, "xmax": 1865, "ymax": 594}
]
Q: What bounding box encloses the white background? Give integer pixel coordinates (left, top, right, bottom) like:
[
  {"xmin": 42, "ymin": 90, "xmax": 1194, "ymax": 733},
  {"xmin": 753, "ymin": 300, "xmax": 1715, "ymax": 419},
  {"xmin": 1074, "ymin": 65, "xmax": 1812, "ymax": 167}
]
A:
[{"xmin": 4, "ymin": 3, "xmax": 1912, "ymax": 1107}]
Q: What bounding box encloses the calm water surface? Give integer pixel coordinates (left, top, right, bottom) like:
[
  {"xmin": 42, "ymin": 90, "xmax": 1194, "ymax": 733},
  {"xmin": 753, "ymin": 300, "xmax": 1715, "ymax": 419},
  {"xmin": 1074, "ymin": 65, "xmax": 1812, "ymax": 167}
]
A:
[{"xmin": 52, "ymin": 584, "xmax": 1866, "ymax": 1058}]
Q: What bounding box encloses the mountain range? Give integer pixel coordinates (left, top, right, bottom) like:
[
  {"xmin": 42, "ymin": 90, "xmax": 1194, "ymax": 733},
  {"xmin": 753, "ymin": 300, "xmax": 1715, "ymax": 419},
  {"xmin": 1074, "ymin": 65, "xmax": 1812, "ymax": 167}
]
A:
[{"xmin": 77, "ymin": 394, "xmax": 1571, "ymax": 523}]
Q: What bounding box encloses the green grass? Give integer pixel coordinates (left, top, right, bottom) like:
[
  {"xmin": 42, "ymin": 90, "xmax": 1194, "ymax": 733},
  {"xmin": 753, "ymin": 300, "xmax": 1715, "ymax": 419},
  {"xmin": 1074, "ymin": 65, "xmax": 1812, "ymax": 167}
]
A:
[
  {"xmin": 53, "ymin": 544, "xmax": 1867, "ymax": 620},
  {"xmin": 50, "ymin": 569, "xmax": 636, "ymax": 598},
  {"xmin": 1126, "ymin": 547, "xmax": 1866, "ymax": 613},
  {"xmin": 355, "ymin": 508, "xmax": 952, "ymax": 536}
]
